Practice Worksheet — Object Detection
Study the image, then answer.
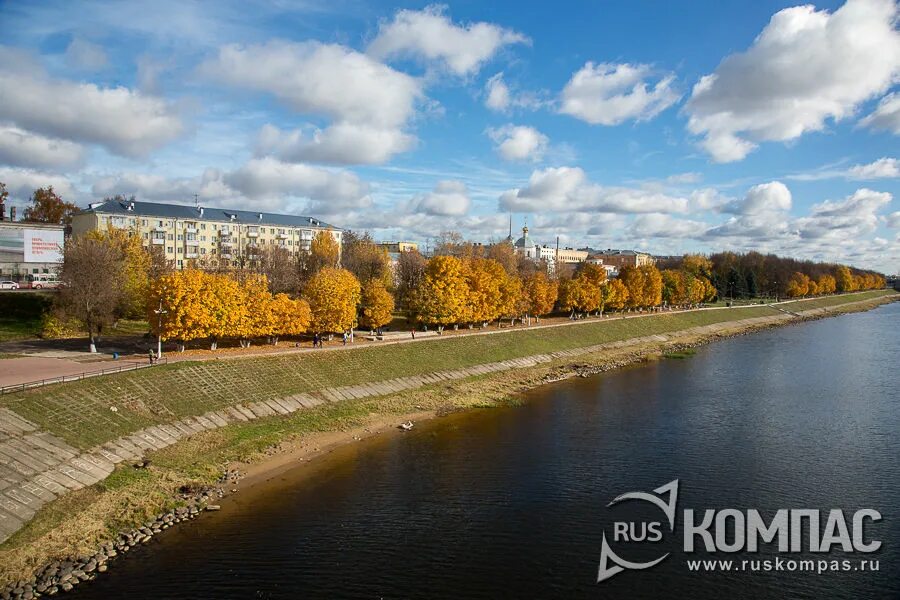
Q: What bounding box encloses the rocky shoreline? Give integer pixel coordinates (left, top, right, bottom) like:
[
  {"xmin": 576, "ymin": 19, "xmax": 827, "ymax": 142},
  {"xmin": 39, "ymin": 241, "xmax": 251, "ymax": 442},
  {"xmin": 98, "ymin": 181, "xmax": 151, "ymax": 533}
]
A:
[{"xmin": 2, "ymin": 294, "xmax": 895, "ymax": 599}]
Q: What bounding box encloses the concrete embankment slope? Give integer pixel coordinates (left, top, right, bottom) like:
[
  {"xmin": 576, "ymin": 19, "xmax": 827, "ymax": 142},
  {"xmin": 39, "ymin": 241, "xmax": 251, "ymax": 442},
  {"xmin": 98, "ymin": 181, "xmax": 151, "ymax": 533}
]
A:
[{"xmin": 0, "ymin": 290, "xmax": 895, "ymax": 545}]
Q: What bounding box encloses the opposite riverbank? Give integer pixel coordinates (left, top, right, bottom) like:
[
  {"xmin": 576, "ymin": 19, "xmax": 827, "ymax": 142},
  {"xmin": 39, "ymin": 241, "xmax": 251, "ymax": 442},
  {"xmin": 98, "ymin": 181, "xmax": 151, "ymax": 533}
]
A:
[{"xmin": 0, "ymin": 290, "xmax": 896, "ymax": 595}]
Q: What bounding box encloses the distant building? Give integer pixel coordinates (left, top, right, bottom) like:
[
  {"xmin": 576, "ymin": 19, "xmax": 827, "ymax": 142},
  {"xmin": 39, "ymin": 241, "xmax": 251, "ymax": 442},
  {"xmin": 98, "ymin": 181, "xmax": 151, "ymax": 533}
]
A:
[
  {"xmin": 378, "ymin": 241, "xmax": 419, "ymax": 254},
  {"xmin": 585, "ymin": 255, "xmax": 619, "ymax": 278},
  {"xmin": 71, "ymin": 198, "xmax": 341, "ymax": 270},
  {"xmin": 0, "ymin": 221, "xmax": 65, "ymax": 282},
  {"xmin": 584, "ymin": 249, "xmax": 654, "ymax": 269},
  {"xmin": 509, "ymin": 222, "xmax": 587, "ymax": 273}
]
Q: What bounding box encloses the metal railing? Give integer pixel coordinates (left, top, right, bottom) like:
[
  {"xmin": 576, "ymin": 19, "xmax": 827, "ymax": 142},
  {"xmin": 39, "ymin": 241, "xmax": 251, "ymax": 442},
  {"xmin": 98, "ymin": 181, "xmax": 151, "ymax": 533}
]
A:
[{"xmin": 0, "ymin": 357, "xmax": 168, "ymax": 396}]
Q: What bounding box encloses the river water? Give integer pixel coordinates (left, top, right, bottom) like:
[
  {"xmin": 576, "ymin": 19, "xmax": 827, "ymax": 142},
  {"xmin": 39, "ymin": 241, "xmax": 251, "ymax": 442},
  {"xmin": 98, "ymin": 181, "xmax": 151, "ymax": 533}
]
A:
[{"xmin": 72, "ymin": 302, "xmax": 899, "ymax": 599}]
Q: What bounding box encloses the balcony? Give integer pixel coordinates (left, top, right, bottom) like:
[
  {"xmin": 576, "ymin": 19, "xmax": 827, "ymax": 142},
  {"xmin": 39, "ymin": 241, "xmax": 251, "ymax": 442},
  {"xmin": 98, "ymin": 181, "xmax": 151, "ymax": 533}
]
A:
[
  {"xmin": 185, "ymin": 225, "xmax": 198, "ymax": 234},
  {"xmin": 220, "ymin": 253, "xmax": 232, "ymax": 259},
  {"xmin": 185, "ymin": 252, "xmax": 199, "ymax": 259},
  {"xmin": 277, "ymin": 232, "xmax": 289, "ymax": 239},
  {"xmin": 151, "ymin": 237, "xmax": 165, "ymax": 245},
  {"xmin": 246, "ymin": 230, "xmax": 259, "ymax": 238}
]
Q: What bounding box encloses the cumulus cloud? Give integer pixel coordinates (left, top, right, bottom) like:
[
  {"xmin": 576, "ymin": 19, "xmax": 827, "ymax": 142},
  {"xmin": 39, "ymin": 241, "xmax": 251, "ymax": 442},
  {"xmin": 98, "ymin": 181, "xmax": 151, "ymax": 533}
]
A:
[
  {"xmin": 559, "ymin": 62, "xmax": 679, "ymax": 125},
  {"xmin": 796, "ymin": 188, "xmax": 892, "ymax": 240},
  {"xmin": 723, "ymin": 181, "xmax": 792, "ymax": 214},
  {"xmin": 0, "ymin": 47, "xmax": 182, "ymax": 157},
  {"xmin": 64, "ymin": 38, "xmax": 108, "ymax": 71},
  {"xmin": 0, "ymin": 125, "xmax": 85, "ymax": 170},
  {"xmin": 885, "ymin": 211, "xmax": 900, "ymax": 228},
  {"xmin": 223, "ymin": 157, "xmax": 371, "ymax": 213},
  {"xmin": 499, "ymin": 166, "xmax": 689, "ymax": 214},
  {"xmin": 686, "ymin": 0, "xmax": 900, "ymax": 162},
  {"xmin": 367, "ymin": 5, "xmax": 529, "ymax": 76},
  {"xmin": 409, "ymin": 180, "xmax": 471, "ymax": 216},
  {"xmin": 485, "ymin": 125, "xmax": 548, "ymax": 162},
  {"xmin": 201, "ymin": 40, "xmax": 423, "ymax": 165},
  {"xmin": 847, "ymin": 157, "xmax": 900, "ymax": 179},
  {"xmin": 628, "ymin": 213, "xmax": 709, "ymax": 239},
  {"xmin": 255, "ymin": 123, "xmax": 416, "ymax": 166},
  {"xmin": 0, "ymin": 166, "xmax": 77, "ymax": 202},
  {"xmin": 485, "ymin": 73, "xmax": 511, "ymax": 111},
  {"xmin": 859, "ymin": 92, "xmax": 900, "ymax": 134},
  {"xmin": 93, "ymin": 158, "xmax": 373, "ymax": 215}
]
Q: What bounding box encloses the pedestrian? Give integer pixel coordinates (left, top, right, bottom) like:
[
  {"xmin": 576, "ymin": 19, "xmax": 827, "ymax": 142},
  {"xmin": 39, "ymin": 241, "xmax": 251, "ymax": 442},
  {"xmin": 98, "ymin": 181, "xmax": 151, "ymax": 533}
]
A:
[
  {"xmin": 411, "ymin": 328, "xmax": 416, "ymax": 339},
  {"xmin": 148, "ymin": 348, "xmax": 155, "ymax": 365},
  {"xmin": 313, "ymin": 333, "xmax": 319, "ymax": 348},
  {"xmin": 342, "ymin": 331, "xmax": 348, "ymax": 345}
]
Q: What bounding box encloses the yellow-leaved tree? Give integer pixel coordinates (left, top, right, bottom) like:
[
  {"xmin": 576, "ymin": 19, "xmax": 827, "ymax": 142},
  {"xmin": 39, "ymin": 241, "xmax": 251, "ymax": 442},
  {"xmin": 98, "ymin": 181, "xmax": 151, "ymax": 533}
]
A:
[
  {"xmin": 149, "ymin": 269, "xmax": 209, "ymax": 352},
  {"xmin": 413, "ymin": 255, "xmax": 469, "ymax": 331},
  {"xmin": 464, "ymin": 258, "xmax": 505, "ymax": 326},
  {"xmin": 497, "ymin": 270, "xmax": 524, "ymax": 325},
  {"xmin": 305, "ymin": 267, "xmax": 361, "ymax": 335},
  {"xmin": 88, "ymin": 225, "xmax": 152, "ymax": 319},
  {"xmin": 522, "ymin": 272, "xmax": 558, "ymax": 321},
  {"xmin": 661, "ymin": 269, "xmax": 687, "ymax": 306},
  {"xmin": 270, "ymin": 293, "xmax": 311, "ymax": 344},
  {"xmin": 203, "ymin": 273, "xmax": 246, "ymax": 350},
  {"xmin": 359, "ymin": 279, "xmax": 395, "ymax": 331},
  {"xmin": 834, "ymin": 266, "xmax": 855, "ymax": 292},
  {"xmin": 603, "ymin": 278, "xmax": 629, "ymax": 311},
  {"xmin": 578, "ymin": 263, "xmax": 607, "ymax": 314},
  {"xmin": 786, "ymin": 272, "xmax": 810, "ymax": 298},
  {"xmin": 239, "ymin": 275, "xmax": 274, "ymax": 347}
]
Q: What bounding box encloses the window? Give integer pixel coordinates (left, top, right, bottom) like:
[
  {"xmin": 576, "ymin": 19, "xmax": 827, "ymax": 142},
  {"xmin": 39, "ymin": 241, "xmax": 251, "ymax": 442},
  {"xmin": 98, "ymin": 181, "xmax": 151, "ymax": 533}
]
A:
[
  {"xmin": 177, "ymin": 234, "xmax": 183, "ymax": 241},
  {"xmin": 167, "ymin": 247, "xmax": 173, "ymax": 254},
  {"xmin": 177, "ymin": 247, "xmax": 182, "ymax": 253},
  {"xmin": 200, "ymin": 235, "xmax": 206, "ymax": 241},
  {"xmin": 158, "ymin": 220, "xmax": 164, "ymax": 227},
  {"xmin": 141, "ymin": 219, "xmax": 147, "ymax": 226},
  {"xmin": 200, "ymin": 248, "xmax": 206, "ymax": 255},
  {"xmin": 32, "ymin": 268, "xmax": 39, "ymax": 274},
  {"xmin": 200, "ymin": 224, "xmax": 206, "ymax": 230},
  {"xmin": 177, "ymin": 260, "xmax": 183, "ymax": 268},
  {"xmin": 43, "ymin": 268, "xmax": 49, "ymax": 274},
  {"xmin": 168, "ymin": 234, "xmax": 174, "ymax": 240}
]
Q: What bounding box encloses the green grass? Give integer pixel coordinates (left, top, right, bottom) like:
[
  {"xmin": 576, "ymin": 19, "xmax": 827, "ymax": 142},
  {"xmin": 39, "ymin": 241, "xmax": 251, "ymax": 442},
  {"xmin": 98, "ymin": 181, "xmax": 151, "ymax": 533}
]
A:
[
  {"xmin": 778, "ymin": 289, "xmax": 893, "ymax": 311},
  {"xmin": 2, "ymin": 290, "xmax": 895, "ymax": 451},
  {"xmin": 663, "ymin": 349, "xmax": 697, "ymax": 359},
  {"xmin": 0, "ymin": 293, "xmax": 53, "ymax": 341}
]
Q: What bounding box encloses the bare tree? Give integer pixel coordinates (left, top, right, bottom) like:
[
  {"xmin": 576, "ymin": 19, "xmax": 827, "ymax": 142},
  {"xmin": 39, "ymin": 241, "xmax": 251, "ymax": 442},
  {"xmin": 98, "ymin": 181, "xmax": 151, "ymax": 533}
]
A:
[
  {"xmin": 256, "ymin": 245, "xmax": 299, "ymax": 294},
  {"xmin": 58, "ymin": 236, "xmax": 125, "ymax": 352},
  {"xmin": 395, "ymin": 248, "xmax": 426, "ymax": 310}
]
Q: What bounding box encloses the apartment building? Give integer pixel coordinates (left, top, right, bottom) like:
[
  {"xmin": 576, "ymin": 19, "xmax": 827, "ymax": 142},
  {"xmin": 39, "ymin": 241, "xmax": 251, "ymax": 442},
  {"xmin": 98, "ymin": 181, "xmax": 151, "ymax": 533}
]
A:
[
  {"xmin": 584, "ymin": 249, "xmax": 654, "ymax": 269},
  {"xmin": 71, "ymin": 199, "xmax": 341, "ymax": 270}
]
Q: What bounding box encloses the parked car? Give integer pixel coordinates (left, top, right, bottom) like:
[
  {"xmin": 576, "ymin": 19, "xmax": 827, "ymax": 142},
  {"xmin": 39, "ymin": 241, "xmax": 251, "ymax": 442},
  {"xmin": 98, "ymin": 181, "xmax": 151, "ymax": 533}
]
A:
[
  {"xmin": 30, "ymin": 275, "xmax": 61, "ymax": 290},
  {"xmin": 0, "ymin": 280, "xmax": 19, "ymax": 290}
]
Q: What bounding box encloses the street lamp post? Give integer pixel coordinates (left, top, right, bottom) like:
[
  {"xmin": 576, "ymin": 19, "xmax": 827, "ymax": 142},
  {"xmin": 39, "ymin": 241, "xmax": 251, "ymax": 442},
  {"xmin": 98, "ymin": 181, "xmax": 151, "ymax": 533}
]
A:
[{"xmin": 154, "ymin": 297, "xmax": 168, "ymax": 358}]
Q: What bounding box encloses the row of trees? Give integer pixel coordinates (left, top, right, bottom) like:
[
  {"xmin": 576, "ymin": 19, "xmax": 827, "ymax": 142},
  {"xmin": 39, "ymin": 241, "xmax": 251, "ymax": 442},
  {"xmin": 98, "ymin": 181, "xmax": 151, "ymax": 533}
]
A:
[{"xmin": 785, "ymin": 267, "xmax": 884, "ymax": 298}]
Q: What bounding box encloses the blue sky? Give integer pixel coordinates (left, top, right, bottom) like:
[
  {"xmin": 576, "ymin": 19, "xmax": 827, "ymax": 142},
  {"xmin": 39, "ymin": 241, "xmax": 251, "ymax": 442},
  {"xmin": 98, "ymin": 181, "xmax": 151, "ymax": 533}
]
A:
[{"xmin": 0, "ymin": 0, "xmax": 898, "ymax": 272}]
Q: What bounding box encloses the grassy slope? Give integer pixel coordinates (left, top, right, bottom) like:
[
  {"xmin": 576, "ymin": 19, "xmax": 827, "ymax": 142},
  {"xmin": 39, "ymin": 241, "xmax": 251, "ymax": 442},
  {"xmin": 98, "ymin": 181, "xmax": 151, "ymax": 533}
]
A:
[
  {"xmin": 778, "ymin": 290, "xmax": 891, "ymax": 311},
  {"xmin": 2, "ymin": 290, "xmax": 894, "ymax": 451}
]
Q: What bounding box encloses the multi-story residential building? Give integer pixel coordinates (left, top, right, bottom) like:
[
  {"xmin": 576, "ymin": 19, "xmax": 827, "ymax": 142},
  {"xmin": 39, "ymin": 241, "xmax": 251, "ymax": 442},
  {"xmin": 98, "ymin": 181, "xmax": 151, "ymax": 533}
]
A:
[
  {"xmin": 584, "ymin": 249, "xmax": 654, "ymax": 269},
  {"xmin": 379, "ymin": 241, "xmax": 419, "ymax": 254},
  {"xmin": 71, "ymin": 199, "xmax": 341, "ymax": 270}
]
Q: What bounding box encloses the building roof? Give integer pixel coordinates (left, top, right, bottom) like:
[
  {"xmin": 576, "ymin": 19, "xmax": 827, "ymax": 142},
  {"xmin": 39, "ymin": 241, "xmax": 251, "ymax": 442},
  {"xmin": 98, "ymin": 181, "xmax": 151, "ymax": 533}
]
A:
[
  {"xmin": 513, "ymin": 225, "xmax": 535, "ymax": 249},
  {"xmin": 78, "ymin": 199, "xmax": 339, "ymax": 230}
]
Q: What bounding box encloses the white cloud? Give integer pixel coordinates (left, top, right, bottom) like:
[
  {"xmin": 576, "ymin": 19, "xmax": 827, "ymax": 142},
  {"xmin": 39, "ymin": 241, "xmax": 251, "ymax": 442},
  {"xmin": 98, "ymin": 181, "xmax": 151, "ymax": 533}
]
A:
[
  {"xmin": 499, "ymin": 166, "xmax": 689, "ymax": 214},
  {"xmin": 91, "ymin": 169, "xmax": 234, "ymax": 204},
  {"xmin": 686, "ymin": 0, "xmax": 900, "ymax": 162},
  {"xmin": 847, "ymin": 157, "xmax": 900, "ymax": 179},
  {"xmin": 559, "ymin": 62, "xmax": 679, "ymax": 125},
  {"xmin": 485, "ymin": 125, "xmax": 548, "ymax": 162},
  {"xmin": 201, "ymin": 40, "xmax": 423, "ymax": 165},
  {"xmin": 256, "ymin": 123, "xmax": 416, "ymax": 165},
  {"xmin": 724, "ymin": 181, "xmax": 792, "ymax": 214},
  {"xmin": 410, "ymin": 180, "xmax": 471, "ymax": 216},
  {"xmin": 885, "ymin": 211, "xmax": 900, "ymax": 228},
  {"xmin": 64, "ymin": 38, "xmax": 108, "ymax": 71},
  {"xmin": 796, "ymin": 188, "xmax": 892, "ymax": 240},
  {"xmin": 859, "ymin": 92, "xmax": 900, "ymax": 134},
  {"xmin": 0, "ymin": 166, "xmax": 77, "ymax": 203},
  {"xmin": 223, "ymin": 157, "xmax": 371, "ymax": 213},
  {"xmin": 628, "ymin": 213, "xmax": 709, "ymax": 239},
  {"xmin": 485, "ymin": 73, "xmax": 511, "ymax": 111},
  {"xmin": 0, "ymin": 47, "xmax": 183, "ymax": 157},
  {"xmin": 665, "ymin": 172, "xmax": 703, "ymax": 185},
  {"xmin": 0, "ymin": 125, "xmax": 85, "ymax": 170},
  {"xmin": 367, "ymin": 5, "xmax": 529, "ymax": 76}
]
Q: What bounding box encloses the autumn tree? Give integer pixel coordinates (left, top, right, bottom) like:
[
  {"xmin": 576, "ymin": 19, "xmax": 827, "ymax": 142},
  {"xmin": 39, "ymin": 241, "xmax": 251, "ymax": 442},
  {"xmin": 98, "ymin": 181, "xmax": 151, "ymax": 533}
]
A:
[
  {"xmin": 23, "ymin": 186, "xmax": 78, "ymax": 224},
  {"xmin": 486, "ymin": 242, "xmax": 519, "ymax": 276},
  {"xmin": 203, "ymin": 273, "xmax": 246, "ymax": 350},
  {"xmin": 58, "ymin": 235, "xmax": 125, "ymax": 352},
  {"xmin": 465, "ymin": 258, "xmax": 505, "ymax": 325},
  {"xmin": 359, "ymin": 279, "xmax": 395, "ymax": 331},
  {"xmin": 270, "ymin": 293, "xmax": 311, "ymax": 344},
  {"xmin": 87, "ymin": 226, "xmax": 153, "ymax": 319},
  {"xmin": 497, "ymin": 270, "xmax": 525, "ymax": 325},
  {"xmin": 522, "ymin": 271, "xmax": 558, "ymax": 321},
  {"xmin": 256, "ymin": 246, "xmax": 299, "ymax": 295},
  {"xmin": 395, "ymin": 248, "xmax": 426, "ymax": 309},
  {"xmin": 603, "ymin": 278, "xmax": 629, "ymax": 311},
  {"xmin": 786, "ymin": 272, "xmax": 811, "ymax": 298},
  {"xmin": 817, "ymin": 274, "xmax": 837, "ymax": 295},
  {"xmin": 834, "ymin": 266, "xmax": 855, "ymax": 292},
  {"xmin": 413, "ymin": 255, "xmax": 469, "ymax": 330},
  {"xmin": 299, "ymin": 230, "xmax": 341, "ymax": 284},
  {"xmin": 238, "ymin": 275, "xmax": 274, "ymax": 347},
  {"xmin": 619, "ymin": 265, "xmax": 662, "ymax": 309},
  {"xmin": 305, "ymin": 267, "xmax": 361, "ymax": 335},
  {"xmin": 578, "ymin": 263, "xmax": 608, "ymax": 314},
  {"xmin": 661, "ymin": 269, "xmax": 687, "ymax": 306},
  {"xmin": 342, "ymin": 231, "xmax": 392, "ymax": 288},
  {"xmin": 148, "ymin": 269, "xmax": 209, "ymax": 352}
]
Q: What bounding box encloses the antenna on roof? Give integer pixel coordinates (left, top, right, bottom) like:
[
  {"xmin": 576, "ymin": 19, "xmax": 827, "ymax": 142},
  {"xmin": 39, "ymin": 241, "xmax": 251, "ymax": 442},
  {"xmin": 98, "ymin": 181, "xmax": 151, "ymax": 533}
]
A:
[{"xmin": 194, "ymin": 194, "xmax": 199, "ymax": 209}]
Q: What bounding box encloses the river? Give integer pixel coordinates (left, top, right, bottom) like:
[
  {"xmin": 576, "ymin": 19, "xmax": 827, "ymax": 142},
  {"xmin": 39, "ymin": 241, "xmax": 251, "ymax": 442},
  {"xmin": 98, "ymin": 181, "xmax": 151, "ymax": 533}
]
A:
[{"xmin": 71, "ymin": 302, "xmax": 899, "ymax": 599}]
